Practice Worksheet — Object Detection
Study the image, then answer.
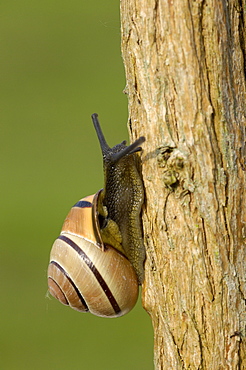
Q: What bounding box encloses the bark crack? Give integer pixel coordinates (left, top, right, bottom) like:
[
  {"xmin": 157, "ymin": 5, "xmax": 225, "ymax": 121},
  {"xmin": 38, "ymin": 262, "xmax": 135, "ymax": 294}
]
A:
[{"xmin": 237, "ymin": 0, "xmax": 246, "ymax": 79}]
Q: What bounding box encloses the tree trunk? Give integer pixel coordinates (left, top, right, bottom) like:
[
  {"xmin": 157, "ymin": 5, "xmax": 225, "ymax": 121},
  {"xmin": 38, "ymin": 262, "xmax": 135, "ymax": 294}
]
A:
[{"xmin": 120, "ymin": 0, "xmax": 246, "ymax": 368}]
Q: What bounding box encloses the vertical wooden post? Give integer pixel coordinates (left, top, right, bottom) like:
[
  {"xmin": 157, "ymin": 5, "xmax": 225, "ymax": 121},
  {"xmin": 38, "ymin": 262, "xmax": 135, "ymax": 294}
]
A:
[{"xmin": 120, "ymin": 0, "xmax": 246, "ymax": 368}]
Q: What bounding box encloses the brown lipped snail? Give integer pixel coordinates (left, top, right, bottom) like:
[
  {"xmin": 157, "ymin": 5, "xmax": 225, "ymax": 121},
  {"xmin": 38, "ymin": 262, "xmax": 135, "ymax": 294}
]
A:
[{"xmin": 47, "ymin": 114, "xmax": 145, "ymax": 317}]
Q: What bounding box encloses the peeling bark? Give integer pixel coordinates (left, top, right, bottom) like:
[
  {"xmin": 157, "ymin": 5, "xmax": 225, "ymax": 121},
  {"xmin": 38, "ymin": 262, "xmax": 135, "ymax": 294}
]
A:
[{"xmin": 120, "ymin": 0, "xmax": 246, "ymax": 368}]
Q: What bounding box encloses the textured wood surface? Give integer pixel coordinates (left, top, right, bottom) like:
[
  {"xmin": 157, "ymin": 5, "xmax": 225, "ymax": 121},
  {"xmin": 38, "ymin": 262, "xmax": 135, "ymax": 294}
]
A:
[{"xmin": 120, "ymin": 0, "xmax": 246, "ymax": 368}]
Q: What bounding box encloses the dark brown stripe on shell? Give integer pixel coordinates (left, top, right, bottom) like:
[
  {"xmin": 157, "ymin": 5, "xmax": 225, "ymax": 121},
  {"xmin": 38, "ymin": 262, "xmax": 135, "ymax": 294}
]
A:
[
  {"xmin": 48, "ymin": 277, "xmax": 69, "ymax": 305},
  {"xmin": 50, "ymin": 260, "xmax": 89, "ymax": 311},
  {"xmin": 73, "ymin": 200, "xmax": 92, "ymax": 208},
  {"xmin": 58, "ymin": 234, "xmax": 121, "ymax": 315}
]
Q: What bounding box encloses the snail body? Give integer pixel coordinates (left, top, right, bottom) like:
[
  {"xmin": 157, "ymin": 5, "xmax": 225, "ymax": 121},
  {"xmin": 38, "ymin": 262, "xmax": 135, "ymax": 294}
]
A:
[{"xmin": 48, "ymin": 114, "xmax": 145, "ymax": 317}]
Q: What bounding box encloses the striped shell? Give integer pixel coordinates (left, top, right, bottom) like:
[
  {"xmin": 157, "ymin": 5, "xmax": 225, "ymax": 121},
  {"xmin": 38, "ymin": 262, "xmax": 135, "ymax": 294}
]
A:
[{"xmin": 48, "ymin": 192, "xmax": 139, "ymax": 318}]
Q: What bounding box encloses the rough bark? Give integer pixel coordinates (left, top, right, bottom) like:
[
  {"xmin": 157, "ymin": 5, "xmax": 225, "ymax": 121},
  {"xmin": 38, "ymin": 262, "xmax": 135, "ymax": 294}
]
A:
[{"xmin": 120, "ymin": 0, "xmax": 246, "ymax": 368}]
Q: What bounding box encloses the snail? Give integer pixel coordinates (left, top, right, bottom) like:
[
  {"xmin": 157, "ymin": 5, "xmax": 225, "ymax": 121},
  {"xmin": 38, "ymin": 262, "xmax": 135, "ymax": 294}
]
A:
[{"xmin": 48, "ymin": 113, "xmax": 145, "ymax": 318}]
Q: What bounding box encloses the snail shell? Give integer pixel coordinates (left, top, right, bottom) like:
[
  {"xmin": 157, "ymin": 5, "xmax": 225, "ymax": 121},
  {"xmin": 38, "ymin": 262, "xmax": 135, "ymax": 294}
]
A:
[{"xmin": 48, "ymin": 191, "xmax": 139, "ymax": 318}]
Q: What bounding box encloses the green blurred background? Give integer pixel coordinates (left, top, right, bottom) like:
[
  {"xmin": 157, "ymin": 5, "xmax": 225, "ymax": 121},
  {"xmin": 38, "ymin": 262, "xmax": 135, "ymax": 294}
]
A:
[{"xmin": 0, "ymin": 1, "xmax": 153, "ymax": 369}]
